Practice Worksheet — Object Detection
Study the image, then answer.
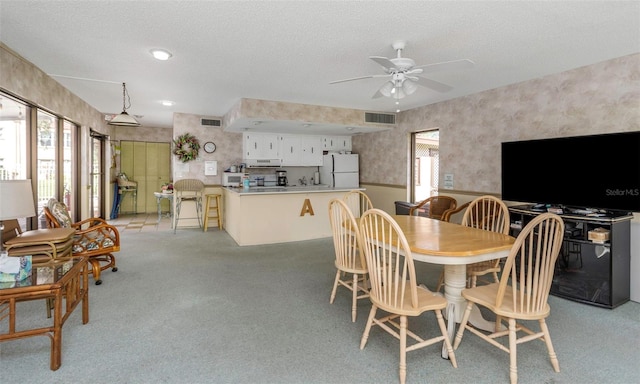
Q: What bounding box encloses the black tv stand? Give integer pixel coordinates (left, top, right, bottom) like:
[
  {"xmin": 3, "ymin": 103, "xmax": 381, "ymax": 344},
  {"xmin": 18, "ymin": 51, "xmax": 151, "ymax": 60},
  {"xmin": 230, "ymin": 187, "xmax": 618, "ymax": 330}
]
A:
[{"xmin": 509, "ymin": 204, "xmax": 633, "ymax": 309}]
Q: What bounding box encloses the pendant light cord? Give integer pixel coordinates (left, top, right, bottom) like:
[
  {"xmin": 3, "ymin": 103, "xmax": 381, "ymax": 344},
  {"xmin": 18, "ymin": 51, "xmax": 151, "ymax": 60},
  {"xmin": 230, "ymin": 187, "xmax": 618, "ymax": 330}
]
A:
[{"xmin": 122, "ymin": 82, "xmax": 132, "ymax": 112}]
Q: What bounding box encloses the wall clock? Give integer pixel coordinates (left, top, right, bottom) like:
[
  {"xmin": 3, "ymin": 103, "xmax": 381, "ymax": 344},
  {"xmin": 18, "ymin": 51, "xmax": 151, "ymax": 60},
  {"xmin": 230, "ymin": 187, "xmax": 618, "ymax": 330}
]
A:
[{"xmin": 203, "ymin": 141, "xmax": 216, "ymax": 153}]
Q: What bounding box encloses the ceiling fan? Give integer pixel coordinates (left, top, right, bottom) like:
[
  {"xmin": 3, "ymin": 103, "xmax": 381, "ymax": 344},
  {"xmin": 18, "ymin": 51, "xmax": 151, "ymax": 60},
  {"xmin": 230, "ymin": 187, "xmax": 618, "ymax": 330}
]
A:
[{"xmin": 329, "ymin": 40, "xmax": 474, "ymax": 99}]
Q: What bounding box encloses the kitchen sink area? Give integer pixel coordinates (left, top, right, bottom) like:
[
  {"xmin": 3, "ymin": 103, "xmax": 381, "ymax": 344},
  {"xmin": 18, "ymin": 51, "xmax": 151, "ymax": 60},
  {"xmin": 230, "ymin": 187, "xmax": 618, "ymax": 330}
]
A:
[{"xmin": 228, "ymin": 184, "xmax": 330, "ymax": 195}]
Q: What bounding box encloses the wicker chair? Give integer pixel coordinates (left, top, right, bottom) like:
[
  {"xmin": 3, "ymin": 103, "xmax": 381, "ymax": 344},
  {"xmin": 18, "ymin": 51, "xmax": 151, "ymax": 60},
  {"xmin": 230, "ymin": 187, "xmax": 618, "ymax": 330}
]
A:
[
  {"xmin": 453, "ymin": 213, "xmax": 565, "ymax": 384},
  {"xmin": 408, "ymin": 195, "xmax": 457, "ymax": 220},
  {"xmin": 173, "ymin": 179, "xmax": 205, "ymax": 233},
  {"xmin": 43, "ymin": 198, "xmax": 120, "ymax": 285}
]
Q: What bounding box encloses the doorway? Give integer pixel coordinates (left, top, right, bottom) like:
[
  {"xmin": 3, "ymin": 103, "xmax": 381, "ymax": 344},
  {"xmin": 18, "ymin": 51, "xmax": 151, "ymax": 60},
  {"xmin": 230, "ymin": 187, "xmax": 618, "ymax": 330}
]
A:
[
  {"xmin": 411, "ymin": 130, "xmax": 439, "ymax": 202},
  {"xmin": 90, "ymin": 132, "xmax": 106, "ymax": 218}
]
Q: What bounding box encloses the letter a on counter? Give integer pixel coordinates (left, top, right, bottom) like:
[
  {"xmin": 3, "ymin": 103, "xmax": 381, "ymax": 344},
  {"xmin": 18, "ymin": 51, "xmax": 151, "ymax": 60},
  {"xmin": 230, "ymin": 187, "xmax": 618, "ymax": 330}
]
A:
[{"xmin": 300, "ymin": 198, "xmax": 315, "ymax": 216}]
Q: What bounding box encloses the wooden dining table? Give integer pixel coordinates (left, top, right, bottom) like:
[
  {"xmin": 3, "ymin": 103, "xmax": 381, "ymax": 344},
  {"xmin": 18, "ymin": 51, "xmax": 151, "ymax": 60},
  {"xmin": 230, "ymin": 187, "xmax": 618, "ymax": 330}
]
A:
[{"xmin": 386, "ymin": 215, "xmax": 515, "ymax": 357}]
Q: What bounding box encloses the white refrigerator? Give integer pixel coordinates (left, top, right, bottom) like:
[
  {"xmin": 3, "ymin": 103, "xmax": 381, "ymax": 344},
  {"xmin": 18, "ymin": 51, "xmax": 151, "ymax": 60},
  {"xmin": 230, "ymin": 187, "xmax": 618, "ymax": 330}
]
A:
[{"xmin": 319, "ymin": 153, "xmax": 359, "ymax": 188}]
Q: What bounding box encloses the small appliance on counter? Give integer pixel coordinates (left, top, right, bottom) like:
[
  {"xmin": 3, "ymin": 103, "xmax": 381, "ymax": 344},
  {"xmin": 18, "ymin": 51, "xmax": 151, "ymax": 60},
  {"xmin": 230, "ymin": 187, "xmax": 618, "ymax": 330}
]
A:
[
  {"xmin": 276, "ymin": 170, "xmax": 288, "ymax": 186},
  {"xmin": 223, "ymin": 172, "xmax": 247, "ymax": 187}
]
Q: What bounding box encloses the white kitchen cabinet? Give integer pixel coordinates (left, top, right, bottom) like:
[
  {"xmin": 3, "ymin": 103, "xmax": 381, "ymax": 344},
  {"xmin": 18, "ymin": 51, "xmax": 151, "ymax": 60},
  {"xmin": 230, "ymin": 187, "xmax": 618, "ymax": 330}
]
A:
[
  {"xmin": 301, "ymin": 135, "xmax": 323, "ymax": 166},
  {"xmin": 322, "ymin": 136, "xmax": 352, "ymax": 152},
  {"xmin": 244, "ymin": 133, "xmax": 279, "ymax": 159},
  {"xmin": 279, "ymin": 135, "xmax": 323, "ymax": 166},
  {"xmin": 279, "ymin": 135, "xmax": 302, "ymax": 165}
]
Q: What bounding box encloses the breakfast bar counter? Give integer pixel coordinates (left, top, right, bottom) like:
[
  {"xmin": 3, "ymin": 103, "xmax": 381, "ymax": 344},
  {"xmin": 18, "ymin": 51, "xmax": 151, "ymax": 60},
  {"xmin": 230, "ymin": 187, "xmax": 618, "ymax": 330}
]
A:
[{"xmin": 223, "ymin": 186, "xmax": 362, "ymax": 246}]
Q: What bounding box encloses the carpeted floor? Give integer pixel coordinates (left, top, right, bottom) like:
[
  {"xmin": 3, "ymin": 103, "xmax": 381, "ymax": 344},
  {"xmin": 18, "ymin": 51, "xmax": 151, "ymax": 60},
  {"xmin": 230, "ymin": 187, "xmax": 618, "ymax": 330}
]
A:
[{"xmin": 1, "ymin": 221, "xmax": 639, "ymax": 384}]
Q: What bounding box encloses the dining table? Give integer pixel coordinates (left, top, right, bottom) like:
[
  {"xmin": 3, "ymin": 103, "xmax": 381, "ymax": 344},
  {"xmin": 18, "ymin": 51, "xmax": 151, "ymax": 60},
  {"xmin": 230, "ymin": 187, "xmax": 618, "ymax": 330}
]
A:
[{"xmin": 384, "ymin": 215, "xmax": 515, "ymax": 357}]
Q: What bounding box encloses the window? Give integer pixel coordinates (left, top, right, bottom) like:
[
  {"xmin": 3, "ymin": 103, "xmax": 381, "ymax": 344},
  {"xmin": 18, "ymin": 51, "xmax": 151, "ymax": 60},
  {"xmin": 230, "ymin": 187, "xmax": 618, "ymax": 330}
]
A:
[{"xmin": 0, "ymin": 91, "xmax": 79, "ymax": 228}]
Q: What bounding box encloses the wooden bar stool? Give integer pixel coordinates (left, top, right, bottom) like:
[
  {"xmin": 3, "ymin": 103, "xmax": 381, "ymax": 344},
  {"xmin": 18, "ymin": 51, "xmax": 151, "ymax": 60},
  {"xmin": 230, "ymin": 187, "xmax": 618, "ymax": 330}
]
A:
[{"xmin": 203, "ymin": 194, "xmax": 222, "ymax": 231}]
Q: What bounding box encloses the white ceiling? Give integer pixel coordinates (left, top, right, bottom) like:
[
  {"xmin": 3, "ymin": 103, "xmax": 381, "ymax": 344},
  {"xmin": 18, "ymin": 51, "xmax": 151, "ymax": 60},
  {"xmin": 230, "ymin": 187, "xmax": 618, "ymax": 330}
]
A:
[{"xmin": 1, "ymin": 1, "xmax": 638, "ymax": 131}]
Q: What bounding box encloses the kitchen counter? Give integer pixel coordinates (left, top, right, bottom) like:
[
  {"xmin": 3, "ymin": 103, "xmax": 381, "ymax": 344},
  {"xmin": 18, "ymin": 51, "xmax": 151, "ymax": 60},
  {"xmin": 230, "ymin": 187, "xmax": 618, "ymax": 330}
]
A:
[
  {"xmin": 222, "ymin": 186, "xmax": 364, "ymax": 246},
  {"xmin": 224, "ymin": 185, "xmax": 361, "ymax": 195}
]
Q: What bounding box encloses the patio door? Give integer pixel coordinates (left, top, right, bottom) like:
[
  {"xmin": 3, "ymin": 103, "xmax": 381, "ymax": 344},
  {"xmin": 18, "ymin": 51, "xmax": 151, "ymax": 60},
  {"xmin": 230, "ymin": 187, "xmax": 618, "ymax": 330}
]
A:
[
  {"xmin": 90, "ymin": 132, "xmax": 106, "ymax": 218},
  {"xmin": 411, "ymin": 130, "xmax": 440, "ymax": 202}
]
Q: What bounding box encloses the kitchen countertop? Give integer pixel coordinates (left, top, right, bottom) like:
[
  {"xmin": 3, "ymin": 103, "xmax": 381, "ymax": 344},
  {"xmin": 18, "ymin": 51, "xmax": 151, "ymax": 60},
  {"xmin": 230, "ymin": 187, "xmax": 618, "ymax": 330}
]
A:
[{"xmin": 224, "ymin": 185, "xmax": 363, "ymax": 195}]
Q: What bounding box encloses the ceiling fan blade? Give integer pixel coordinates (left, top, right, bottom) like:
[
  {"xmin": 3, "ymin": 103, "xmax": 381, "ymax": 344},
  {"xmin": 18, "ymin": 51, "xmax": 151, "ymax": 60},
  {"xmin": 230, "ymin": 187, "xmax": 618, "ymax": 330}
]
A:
[
  {"xmin": 372, "ymin": 89, "xmax": 385, "ymax": 99},
  {"xmin": 329, "ymin": 74, "xmax": 390, "ymax": 84},
  {"xmin": 415, "ymin": 76, "xmax": 453, "ymax": 93},
  {"xmin": 369, "ymin": 56, "xmax": 397, "ymax": 70},
  {"xmin": 413, "ymin": 59, "xmax": 475, "ymax": 73}
]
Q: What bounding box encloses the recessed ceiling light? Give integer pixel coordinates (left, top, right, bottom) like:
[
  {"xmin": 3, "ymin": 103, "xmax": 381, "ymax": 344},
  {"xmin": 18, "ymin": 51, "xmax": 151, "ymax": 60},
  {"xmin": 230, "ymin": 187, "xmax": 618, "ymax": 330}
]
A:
[
  {"xmin": 150, "ymin": 49, "xmax": 172, "ymax": 61},
  {"xmin": 161, "ymin": 100, "xmax": 174, "ymax": 106}
]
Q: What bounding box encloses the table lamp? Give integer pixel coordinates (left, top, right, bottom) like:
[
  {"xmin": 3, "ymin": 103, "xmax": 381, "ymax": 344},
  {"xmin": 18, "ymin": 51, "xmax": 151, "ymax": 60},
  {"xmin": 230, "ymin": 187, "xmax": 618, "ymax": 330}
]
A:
[{"xmin": 0, "ymin": 180, "xmax": 37, "ymax": 258}]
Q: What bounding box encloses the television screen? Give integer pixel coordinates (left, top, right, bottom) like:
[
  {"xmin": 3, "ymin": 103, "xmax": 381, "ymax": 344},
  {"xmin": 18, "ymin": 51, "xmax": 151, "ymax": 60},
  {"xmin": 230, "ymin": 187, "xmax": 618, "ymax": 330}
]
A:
[{"xmin": 501, "ymin": 131, "xmax": 640, "ymax": 212}]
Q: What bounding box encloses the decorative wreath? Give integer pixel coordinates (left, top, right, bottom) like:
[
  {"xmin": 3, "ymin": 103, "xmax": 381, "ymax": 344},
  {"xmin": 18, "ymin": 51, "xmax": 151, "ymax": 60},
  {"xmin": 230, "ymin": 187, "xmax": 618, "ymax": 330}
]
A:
[{"xmin": 173, "ymin": 133, "xmax": 200, "ymax": 162}]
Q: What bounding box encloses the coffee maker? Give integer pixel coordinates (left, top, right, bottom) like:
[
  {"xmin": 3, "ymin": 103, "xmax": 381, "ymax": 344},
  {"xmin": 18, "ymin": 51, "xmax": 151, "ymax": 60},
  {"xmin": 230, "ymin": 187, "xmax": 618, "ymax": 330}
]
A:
[{"xmin": 276, "ymin": 170, "xmax": 287, "ymax": 186}]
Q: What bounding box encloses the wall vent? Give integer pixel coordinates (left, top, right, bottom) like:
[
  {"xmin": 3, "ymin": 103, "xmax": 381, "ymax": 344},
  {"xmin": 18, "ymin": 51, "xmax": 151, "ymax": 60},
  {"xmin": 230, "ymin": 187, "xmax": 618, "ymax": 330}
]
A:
[
  {"xmin": 201, "ymin": 118, "xmax": 221, "ymax": 127},
  {"xmin": 364, "ymin": 112, "xmax": 396, "ymax": 125}
]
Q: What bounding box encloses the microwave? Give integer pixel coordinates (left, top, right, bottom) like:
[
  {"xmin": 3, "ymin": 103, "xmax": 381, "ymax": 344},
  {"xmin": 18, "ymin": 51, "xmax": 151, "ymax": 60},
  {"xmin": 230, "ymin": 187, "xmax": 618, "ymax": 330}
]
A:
[{"xmin": 223, "ymin": 172, "xmax": 246, "ymax": 187}]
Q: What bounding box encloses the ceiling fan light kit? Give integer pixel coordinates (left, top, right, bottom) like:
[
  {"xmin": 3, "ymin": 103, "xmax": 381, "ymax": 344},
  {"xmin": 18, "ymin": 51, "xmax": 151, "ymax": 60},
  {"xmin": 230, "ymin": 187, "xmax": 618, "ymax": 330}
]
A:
[
  {"xmin": 108, "ymin": 82, "xmax": 141, "ymax": 127},
  {"xmin": 329, "ymin": 40, "xmax": 474, "ymax": 102}
]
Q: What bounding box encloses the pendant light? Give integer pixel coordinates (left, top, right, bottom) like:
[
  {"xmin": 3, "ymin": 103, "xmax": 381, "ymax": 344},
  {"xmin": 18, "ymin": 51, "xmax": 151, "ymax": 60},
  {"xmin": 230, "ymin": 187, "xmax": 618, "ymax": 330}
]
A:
[{"xmin": 108, "ymin": 82, "xmax": 140, "ymax": 127}]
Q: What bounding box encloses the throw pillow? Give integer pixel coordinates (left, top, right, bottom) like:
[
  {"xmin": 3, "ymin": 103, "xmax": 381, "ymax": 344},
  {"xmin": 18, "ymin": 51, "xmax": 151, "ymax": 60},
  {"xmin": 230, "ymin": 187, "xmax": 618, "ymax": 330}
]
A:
[{"xmin": 47, "ymin": 198, "xmax": 72, "ymax": 228}]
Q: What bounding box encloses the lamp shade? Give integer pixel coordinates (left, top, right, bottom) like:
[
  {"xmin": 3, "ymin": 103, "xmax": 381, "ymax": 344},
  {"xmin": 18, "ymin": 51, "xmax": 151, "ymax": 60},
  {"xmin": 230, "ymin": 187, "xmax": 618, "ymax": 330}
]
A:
[
  {"xmin": 0, "ymin": 180, "xmax": 36, "ymax": 220},
  {"xmin": 107, "ymin": 82, "xmax": 141, "ymax": 127},
  {"xmin": 108, "ymin": 111, "xmax": 141, "ymax": 127}
]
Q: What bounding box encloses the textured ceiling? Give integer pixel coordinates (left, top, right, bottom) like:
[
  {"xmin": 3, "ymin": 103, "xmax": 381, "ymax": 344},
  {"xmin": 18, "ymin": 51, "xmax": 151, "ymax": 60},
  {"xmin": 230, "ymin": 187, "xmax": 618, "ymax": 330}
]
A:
[{"xmin": 1, "ymin": 1, "xmax": 638, "ymax": 129}]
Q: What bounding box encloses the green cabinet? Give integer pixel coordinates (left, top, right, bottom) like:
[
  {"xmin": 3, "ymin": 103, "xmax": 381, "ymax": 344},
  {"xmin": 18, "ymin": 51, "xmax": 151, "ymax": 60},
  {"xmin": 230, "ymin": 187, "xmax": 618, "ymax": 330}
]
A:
[{"xmin": 120, "ymin": 141, "xmax": 171, "ymax": 213}]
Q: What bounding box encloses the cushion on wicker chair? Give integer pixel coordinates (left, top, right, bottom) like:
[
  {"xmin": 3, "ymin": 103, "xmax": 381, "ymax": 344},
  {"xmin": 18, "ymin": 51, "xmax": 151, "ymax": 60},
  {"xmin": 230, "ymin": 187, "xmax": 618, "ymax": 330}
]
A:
[{"xmin": 47, "ymin": 198, "xmax": 72, "ymax": 228}]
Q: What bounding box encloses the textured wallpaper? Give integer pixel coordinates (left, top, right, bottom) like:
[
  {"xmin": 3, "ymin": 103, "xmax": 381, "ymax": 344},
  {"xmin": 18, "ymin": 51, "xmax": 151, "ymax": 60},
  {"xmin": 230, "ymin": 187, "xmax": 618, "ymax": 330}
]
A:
[
  {"xmin": 3, "ymin": 42, "xmax": 638, "ymax": 194},
  {"xmin": 173, "ymin": 112, "xmax": 243, "ymax": 185},
  {"xmin": 355, "ymin": 53, "xmax": 640, "ymax": 194}
]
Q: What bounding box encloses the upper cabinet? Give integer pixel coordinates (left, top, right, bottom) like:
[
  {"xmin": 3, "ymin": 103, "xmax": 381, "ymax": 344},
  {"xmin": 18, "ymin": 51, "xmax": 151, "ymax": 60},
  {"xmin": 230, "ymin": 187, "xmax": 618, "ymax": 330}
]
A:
[
  {"xmin": 280, "ymin": 135, "xmax": 323, "ymax": 166},
  {"xmin": 243, "ymin": 133, "xmax": 279, "ymax": 159},
  {"xmin": 245, "ymin": 132, "xmax": 350, "ymax": 166},
  {"xmin": 301, "ymin": 136, "xmax": 323, "ymax": 166},
  {"xmin": 323, "ymin": 136, "xmax": 352, "ymax": 152},
  {"xmin": 279, "ymin": 135, "xmax": 302, "ymax": 165}
]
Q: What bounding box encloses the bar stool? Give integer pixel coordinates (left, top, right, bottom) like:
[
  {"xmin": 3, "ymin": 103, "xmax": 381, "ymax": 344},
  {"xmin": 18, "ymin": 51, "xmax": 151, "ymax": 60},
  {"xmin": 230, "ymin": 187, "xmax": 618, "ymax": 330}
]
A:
[
  {"xmin": 203, "ymin": 194, "xmax": 222, "ymax": 231},
  {"xmin": 173, "ymin": 179, "xmax": 204, "ymax": 234}
]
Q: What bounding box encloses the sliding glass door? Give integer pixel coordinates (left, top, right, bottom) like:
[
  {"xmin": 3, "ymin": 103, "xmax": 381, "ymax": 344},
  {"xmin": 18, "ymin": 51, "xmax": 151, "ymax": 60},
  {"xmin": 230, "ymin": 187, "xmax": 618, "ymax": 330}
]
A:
[
  {"xmin": 36, "ymin": 110, "xmax": 58, "ymax": 223},
  {"xmin": 90, "ymin": 134, "xmax": 105, "ymax": 218}
]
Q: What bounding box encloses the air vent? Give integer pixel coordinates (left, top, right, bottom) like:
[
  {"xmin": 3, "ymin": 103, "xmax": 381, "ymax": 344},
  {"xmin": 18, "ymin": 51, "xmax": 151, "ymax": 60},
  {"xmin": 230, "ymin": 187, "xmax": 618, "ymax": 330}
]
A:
[
  {"xmin": 201, "ymin": 118, "xmax": 221, "ymax": 127},
  {"xmin": 364, "ymin": 112, "xmax": 396, "ymax": 125}
]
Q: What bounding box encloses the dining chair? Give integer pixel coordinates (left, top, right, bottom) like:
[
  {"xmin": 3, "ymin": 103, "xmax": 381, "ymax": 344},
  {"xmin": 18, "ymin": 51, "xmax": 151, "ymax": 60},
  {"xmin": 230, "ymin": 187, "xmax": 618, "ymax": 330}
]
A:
[
  {"xmin": 328, "ymin": 198, "xmax": 369, "ymax": 322},
  {"xmin": 358, "ymin": 208, "xmax": 457, "ymax": 384},
  {"xmin": 461, "ymin": 195, "xmax": 511, "ymax": 288},
  {"xmin": 342, "ymin": 190, "xmax": 373, "ymax": 218},
  {"xmin": 43, "ymin": 198, "xmax": 120, "ymax": 285},
  {"xmin": 437, "ymin": 196, "xmax": 511, "ymax": 292},
  {"xmin": 433, "ymin": 201, "xmax": 471, "ymax": 292},
  {"xmin": 408, "ymin": 195, "xmax": 457, "ymax": 220},
  {"xmin": 173, "ymin": 179, "xmax": 205, "ymax": 233},
  {"xmin": 453, "ymin": 212, "xmax": 565, "ymax": 384}
]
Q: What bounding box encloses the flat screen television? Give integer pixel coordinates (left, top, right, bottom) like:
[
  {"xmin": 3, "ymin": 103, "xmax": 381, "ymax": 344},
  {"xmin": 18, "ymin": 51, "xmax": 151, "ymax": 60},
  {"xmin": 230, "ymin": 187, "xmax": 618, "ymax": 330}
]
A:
[{"xmin": 501, "ymin": 131, "xmax": 640, "ymax": 212}]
